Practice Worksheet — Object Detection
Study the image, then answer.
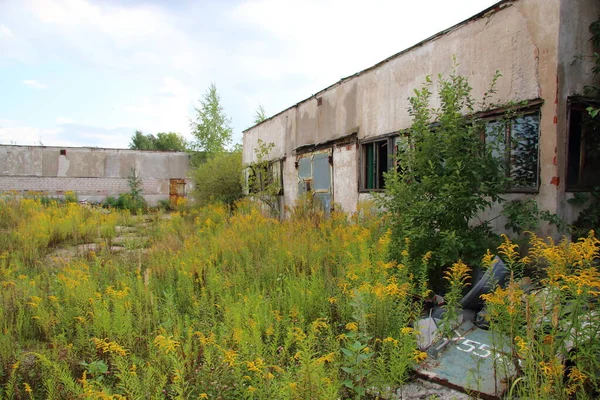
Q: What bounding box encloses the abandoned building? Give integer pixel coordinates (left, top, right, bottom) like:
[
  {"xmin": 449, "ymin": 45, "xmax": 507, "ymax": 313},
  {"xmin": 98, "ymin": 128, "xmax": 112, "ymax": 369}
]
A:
[
  {"xmin": 0, "ymin": 145, "xmax": 191, "ymax": 206},
  {"xmin": 242, "ymin": 0, "xmax": 600, "ymax": 234}
]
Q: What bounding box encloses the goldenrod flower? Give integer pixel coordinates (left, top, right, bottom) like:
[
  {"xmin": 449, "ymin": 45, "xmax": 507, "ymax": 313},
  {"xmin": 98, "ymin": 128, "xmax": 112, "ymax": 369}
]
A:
[
  {"xmin": 413, "ymin": 350, "xmax": 428, "ymax": 363},
  {"xmin": 345, "ymin": 322, "xmax": 358, "ymax": 332}
]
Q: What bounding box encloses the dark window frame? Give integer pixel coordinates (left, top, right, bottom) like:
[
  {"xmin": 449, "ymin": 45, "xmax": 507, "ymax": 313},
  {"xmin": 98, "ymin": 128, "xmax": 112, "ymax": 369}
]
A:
[
  {"xmin": 358, "ymin": 135, "xmax": 398, "ymax": 192},
  {"xmin": 566, "ymin": 98, "xmax": 600, "ymax": 191}
]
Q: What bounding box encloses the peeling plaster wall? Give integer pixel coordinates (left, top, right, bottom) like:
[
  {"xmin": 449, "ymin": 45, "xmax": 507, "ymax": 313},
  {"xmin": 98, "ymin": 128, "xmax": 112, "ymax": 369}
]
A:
[
  {"xmin": 557, "ymin": 0, "xmax": 600, "ymax": 224},
  {"xmin": 333, "ymin": 143, "xmax": 358, "ymax": 212},
  {"xmin": 0, "ymin": 145, "xmax": 191, "ymax": 205},
  {"xmin": 243, "ymin": 0, "xmax": 587, "ymax": 229}
]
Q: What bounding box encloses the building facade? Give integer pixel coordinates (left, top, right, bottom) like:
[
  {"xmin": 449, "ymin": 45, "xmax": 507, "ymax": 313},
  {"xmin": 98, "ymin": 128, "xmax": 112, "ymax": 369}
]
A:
[
  {"xmin": 242, "ymin": 0, "xmax": 600, "ymax": 233},
  {"xmin": 0, "ymin": 145, "xmax": 191, "ymax": 206}
]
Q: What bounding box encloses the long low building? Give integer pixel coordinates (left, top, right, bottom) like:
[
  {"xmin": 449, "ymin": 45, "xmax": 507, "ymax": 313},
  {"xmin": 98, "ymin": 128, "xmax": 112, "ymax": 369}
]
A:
[
  {"xmin": 0, "ymin": 145, "xmax": 191, "ymax": 206},
  {"xmin": 242, "ymin": 0, "xmax": 600, "ymax": 234}
]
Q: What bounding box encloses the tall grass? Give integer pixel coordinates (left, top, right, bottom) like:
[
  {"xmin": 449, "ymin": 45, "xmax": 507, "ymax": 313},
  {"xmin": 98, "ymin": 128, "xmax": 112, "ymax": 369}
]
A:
[
  {"xmin": 0, "ymin": 198, "xmax": 420, "ymax": 399},
  {"xmin": 1, "ymin": 195, "xmax": 598, "ymax": 399}
]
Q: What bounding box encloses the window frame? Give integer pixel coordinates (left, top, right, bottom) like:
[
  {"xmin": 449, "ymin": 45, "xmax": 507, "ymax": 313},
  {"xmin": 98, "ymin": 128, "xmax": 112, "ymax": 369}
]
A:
[
  {"xmin": 358, "ymin": 134, "xmax": 398, "ymax": 192},
  {"xmin": 244, "ymin": 158, "xmax": 284, "ymax": 196},
  {"xmin": 566, "ymin": 98, "xmax": 600, "ymax": 192},
  {"xmin": 482, "ymin": 108, "xmax": 541, "ymax": 193}
]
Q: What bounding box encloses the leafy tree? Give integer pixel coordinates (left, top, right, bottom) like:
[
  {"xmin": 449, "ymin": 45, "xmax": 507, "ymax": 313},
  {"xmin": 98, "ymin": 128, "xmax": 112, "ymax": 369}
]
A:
[
  {"xmin": 191, "ymin": 150, "xmax": 243, "ymax": 206},
  {"xmin": 129, "ymin": 131, "xmax": 188, "ymax": 151},
  {"xmin": 190, "ymin": 83, "xmax": 233, "ymax": 157},
  {"xmin": 253, "ymin": 105, "xmax": 267, "ymax": 125},
  {"xmin": 154, "ymin": 132, "xmax": 188, "ymax": 151},
  {"xmin": 379, "ymin": 65, "xmax": 506, "ymax": 279},
  {"xmin": 129, "ymin": 130, "xmax": 155, "ymax": 150}
]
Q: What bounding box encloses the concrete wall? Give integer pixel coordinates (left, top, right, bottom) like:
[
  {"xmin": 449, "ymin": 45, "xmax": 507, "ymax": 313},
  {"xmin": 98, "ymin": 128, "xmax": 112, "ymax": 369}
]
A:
[
  {"xmin": 243, "ymin": 0, "xmax": 600, "ymax": 232},
  {"xmin": 557, "ymin": 0, "xmax": 600, "ymax": 224},
  {"xmin": 0, "ymin": 145, "xmax": 191, "ymax": 205}
]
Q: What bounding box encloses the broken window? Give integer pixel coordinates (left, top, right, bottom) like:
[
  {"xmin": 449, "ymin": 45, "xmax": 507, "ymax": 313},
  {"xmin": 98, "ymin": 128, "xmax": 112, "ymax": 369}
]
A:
[
  {"xmin": 243, "ymin": 159, "xmax": 283, "ymax": 195},
  {"xmin": 360, "ymin": 137, "xmax": 398, "ymax": 191},
  {"xmin": 567, "ymin": 102, "xmax": 600, "ymax": 190},
  {"xmin": 484, "ymin": 111, "xmax": 540, "ymax": 191},
  {"xmin": 297, "ymin": 149, "xmax": 332, "ymax": 214}
]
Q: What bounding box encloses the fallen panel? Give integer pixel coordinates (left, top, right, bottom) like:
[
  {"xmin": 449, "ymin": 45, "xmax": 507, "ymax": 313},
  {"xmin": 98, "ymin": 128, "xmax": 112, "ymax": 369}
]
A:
[{"xmin": 416, "ymin": 321, "xmax": 516, "ymax": 399}]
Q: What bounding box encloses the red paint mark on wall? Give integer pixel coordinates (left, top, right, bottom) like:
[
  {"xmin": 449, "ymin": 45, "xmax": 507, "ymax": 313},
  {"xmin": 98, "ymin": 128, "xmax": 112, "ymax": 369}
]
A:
[
  {"xmin": 550, "ymin": 176, "xmax": 560, "ymax": 186},
  {"xmin": 346, "ymin": 145, "xmax": 352, "ymax": 151},
  {"xmin": 553, "ymin": 116, "xmax": 558, "ymax": 124},
  {"xmin": 553, "ymin": 156, "xmax": 558, "ymax": 165}
]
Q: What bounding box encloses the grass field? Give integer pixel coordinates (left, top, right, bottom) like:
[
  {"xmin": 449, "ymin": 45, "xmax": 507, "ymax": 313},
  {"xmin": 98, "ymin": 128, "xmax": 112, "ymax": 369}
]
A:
[{"xmin": 1, "ymin": 196, "xmax": 599, "ymax": 399}]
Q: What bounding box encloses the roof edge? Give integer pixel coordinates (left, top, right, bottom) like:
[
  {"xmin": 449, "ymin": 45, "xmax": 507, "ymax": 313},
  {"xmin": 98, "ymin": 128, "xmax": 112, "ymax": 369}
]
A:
[
  {"xmin": 243, "ymin": 0, "xmax": 515, "ymax": 134},
  {"xmin": 0, "ymin": 144, "xmax": 189, "ymax": 155}
]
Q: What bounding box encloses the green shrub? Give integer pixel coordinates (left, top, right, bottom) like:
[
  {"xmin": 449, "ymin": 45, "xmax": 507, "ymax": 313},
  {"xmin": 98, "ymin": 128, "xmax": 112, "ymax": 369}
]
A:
[
  {"xmin": 191, "ymin": 151, "xmax": 243, "ymax": 206},
  {"xmin": 379, "ymin": 64, "xmax": 506, "ymax": 280}
]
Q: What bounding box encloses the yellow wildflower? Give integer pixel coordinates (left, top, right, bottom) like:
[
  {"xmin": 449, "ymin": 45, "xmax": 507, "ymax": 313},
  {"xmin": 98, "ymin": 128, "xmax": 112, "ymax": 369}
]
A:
[
  {"xmin": 401, "ymin": 327, "xmax": 414, "ymax": 335},
  {"xmin": 345, "ymin": 322, "xmax": 358, "ymax": 332},
  {"xmin": 223, "ymin": 349, "xmax": 237, "ymax": 366},
  {"xmin": 311, "ymin": 318, "xmax": 328, "ymax": 333},
  {"xmin": 154, "ymin": 335, "xmax": 180, "ymax": 354},
  {"xmin": 413, "ymin": 350, "xmax": 428, "ymax": 363},
  {"xmin": 265, "ymin": 324, "xmax": 275, "ymax": 337}
]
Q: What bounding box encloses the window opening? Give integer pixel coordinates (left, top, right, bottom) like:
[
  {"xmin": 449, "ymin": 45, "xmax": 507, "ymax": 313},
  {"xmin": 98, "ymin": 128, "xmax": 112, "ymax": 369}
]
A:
[
  {"xmin": 361, "ymin": 137, "xmax": 396, "ymax": 191},
  {"xmin": 484, "ymin": 111, "xmax": 540, "ymax": 191},
  {"xmin": 567, "ymin": 104, "xmax": 600, "ymax": 190},
  {"xmin": 297, "ymin": 149, "xmax": 333, "ymax": 214}
]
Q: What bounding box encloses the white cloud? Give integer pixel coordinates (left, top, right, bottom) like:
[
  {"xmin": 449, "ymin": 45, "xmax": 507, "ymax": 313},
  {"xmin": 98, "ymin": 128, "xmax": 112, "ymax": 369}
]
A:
[
  {"xmin": 1, "ymin": 0, "xmax": 502, "ymax": 146},
  {"xmin": 123, "ymin": 76, "xmax": 197, "ymax": 138},
  {"xmin": 56, "ymin": 117, "xmax": 74, "ymax": 124},
  {"xmin": 229, "ymin": 0, "xmax": 500, "ymax": 116},
  {"xmin": 22, "ymin": 79, "xmax": 48, "ymax": 89},
  {"xmin": 15, "ymin": 0, "xmax": 211, "ymax": 75},
  {"xmin": 0, "ymin": 124, "xmax": 64, "ymax": 146},
  {"xmin": 0, "ymin": 120, "xmax": 132, "ymax": 148},
  {"xmin": 0, "ymin": 24, "xmax": 13, "ymax": 37}
]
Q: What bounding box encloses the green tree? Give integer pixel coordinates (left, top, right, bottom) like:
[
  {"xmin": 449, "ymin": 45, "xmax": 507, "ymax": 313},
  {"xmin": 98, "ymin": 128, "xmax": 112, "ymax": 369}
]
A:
[
  {"xmin": 129, "ymin": 131, "xmax": 188, "ymax": 151},
  {"xmin": 191, "ymin": 151, "xmax": 243, "ymax": 206},
  {"xmin": 253, "ymin": 105, "xmax": 267, "ymax": 125},
  {"xmin": 154, "ymin": 132, "xmax": 188, "ymax": 151},
  {"xmin": 379, "ymin": 65, "xmax": 506, "ymax": 279},
  {"xmin": 129, "ymin": 130, "xmax": 155, "ymax": 150},
  {"xmin": 190, "ymin": 83, "xmax": 233, "ymax": 157}
]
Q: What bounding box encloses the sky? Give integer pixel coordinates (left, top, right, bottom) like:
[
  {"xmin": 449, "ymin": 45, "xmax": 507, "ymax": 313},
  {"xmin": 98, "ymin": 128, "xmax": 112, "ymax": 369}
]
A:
[{"xmin": 0, "ymin": 0, "xmax": 500, "ymax": 149}]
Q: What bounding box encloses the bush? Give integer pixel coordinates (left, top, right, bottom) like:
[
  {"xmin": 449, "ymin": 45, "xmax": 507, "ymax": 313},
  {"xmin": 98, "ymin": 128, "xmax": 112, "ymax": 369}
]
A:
[
  {"xmin": 191, "ymin": 151, "xmax": 243, "ymax": 206},
  {"xmin": 379, "ymin": 64, "xmax": 506, "ymax": 280}
]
